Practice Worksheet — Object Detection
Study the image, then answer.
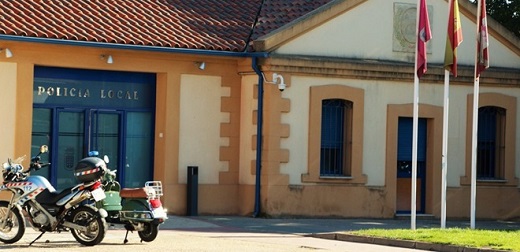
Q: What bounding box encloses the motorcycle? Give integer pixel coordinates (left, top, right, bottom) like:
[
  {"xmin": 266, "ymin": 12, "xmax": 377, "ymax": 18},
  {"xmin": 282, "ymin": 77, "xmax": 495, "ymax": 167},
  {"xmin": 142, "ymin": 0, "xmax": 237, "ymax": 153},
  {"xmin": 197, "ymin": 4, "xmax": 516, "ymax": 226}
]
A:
[
  {"xmin": 91, "ymin": 152, "xmax": 168, "ymax": 243},
  {"xmin": 0, "ymin": 145, "xmax": 109, "ymax": 246}
]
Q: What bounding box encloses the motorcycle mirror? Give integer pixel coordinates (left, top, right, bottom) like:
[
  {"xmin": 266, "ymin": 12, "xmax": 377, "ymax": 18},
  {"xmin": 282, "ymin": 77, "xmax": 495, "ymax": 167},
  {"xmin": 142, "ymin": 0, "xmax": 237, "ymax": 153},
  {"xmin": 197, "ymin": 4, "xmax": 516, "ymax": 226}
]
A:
[
  {"xmin": 39, "ymin": 145, "xmax": 48, "ymax": 154},
  {"xmin": 103, "ymin": 155, "xmax": 109, "ymax": 164}
]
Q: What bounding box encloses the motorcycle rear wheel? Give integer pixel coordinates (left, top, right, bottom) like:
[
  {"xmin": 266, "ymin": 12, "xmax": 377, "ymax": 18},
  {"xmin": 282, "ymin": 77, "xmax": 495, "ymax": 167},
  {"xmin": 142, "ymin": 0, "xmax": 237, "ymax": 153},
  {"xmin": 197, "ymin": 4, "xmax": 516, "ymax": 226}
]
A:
[
  {"xmin": 0, "ymin": 201, "xmax": 25, "ymax": 244},
  {"xmin": 70, "ymin": 206, "xmax": 107, "ymax": 246},
  {"xmin": 138, "ymin": 222, "xmax": 158, "ymax": 242}
]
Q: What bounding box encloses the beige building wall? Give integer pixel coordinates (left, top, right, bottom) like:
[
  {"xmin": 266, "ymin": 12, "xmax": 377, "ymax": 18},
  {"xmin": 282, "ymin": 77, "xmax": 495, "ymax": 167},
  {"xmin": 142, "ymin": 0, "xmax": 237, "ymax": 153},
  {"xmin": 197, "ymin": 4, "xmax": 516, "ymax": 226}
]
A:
[
  {"xmin": 0, "ymin": 40, "xmax": 247, "ymax": 215},
  {"xmin": 239, "ymin": 75, "xmax": 258, "ymax": 185},
  {"xmin": 178, "ymin": 74, "xmax": 229, "ymax": 184},
  {"xmin": 280, "ymin": 76, "xmax": 520, "ymax": 188},
  {"xmin": 251, "ymin": 0, "xmax": 520, "ymax": 218},
  {"xmin": 275, "ymin": 0, "xmax": 520, "ymax": 68},
  {"xmin": 0, "ymin": 62, "xmax": 17, "ymax": 186}
]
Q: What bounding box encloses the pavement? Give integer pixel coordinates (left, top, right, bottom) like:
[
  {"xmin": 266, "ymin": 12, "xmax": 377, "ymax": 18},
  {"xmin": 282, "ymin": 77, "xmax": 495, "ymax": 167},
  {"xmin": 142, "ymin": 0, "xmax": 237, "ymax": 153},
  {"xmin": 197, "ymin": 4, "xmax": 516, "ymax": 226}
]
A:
[
  {"xmin": 160, "ymin": 215, "xmax": 520, "ymax": 251},
  {"xmin": 3, "ymin": 215, "xmax": 518, "ymax": 251}
]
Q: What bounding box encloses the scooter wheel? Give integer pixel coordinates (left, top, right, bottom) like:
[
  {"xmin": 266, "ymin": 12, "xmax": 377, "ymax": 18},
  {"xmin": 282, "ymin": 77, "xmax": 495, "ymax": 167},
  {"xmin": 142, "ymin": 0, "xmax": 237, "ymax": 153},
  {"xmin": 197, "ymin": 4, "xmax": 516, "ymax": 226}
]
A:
[{"xmin": 138, "ymin": 223, "xmax": 158, "ymax": 242}]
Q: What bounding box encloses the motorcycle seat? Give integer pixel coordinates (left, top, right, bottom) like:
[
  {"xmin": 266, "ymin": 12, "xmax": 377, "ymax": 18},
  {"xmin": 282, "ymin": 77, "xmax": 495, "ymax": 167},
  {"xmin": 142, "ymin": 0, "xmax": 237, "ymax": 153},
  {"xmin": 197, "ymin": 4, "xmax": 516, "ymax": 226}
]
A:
[
  {"xmin": 36, "ymin": 187, "xmax": 74, "ymax": 205},
  {"xmin": 120, "ymin": 187, "xmax": 149, "ymax": 198}
]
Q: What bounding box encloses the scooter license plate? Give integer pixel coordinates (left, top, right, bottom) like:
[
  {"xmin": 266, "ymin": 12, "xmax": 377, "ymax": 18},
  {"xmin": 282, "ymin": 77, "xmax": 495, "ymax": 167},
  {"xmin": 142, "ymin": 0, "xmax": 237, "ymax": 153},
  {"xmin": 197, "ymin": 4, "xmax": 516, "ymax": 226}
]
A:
[{"xmin": 91, "ymin": 188, "xmax": 106, "ymax": 202}]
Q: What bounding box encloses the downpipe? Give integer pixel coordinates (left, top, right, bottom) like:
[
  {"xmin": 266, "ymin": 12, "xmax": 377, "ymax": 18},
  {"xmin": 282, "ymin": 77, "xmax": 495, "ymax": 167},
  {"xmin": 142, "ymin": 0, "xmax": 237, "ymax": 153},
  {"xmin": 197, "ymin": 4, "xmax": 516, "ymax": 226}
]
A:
[{"xmin": 252, "ymin": 56, "xmax": 264, "ymax": 218}]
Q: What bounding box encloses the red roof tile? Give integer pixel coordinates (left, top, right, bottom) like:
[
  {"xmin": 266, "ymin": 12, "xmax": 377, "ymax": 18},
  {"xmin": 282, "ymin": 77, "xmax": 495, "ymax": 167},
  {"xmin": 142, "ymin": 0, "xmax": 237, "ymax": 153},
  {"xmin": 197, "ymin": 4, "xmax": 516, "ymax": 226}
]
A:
[{"xmin": 0, "ymin": 0, "xmax": 333, "ymax": 52}]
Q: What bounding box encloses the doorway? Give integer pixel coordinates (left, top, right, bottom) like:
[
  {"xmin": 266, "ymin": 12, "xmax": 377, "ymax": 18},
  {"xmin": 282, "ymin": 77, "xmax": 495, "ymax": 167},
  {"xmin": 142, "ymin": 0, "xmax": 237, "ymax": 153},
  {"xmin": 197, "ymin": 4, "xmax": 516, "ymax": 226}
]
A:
[
  {"xmin": 52, "ymin": 109, "xmax": 121, "ymax": 190},
  {"xmin": 32, "ymin": 66, "xmax": 156, "ymax": 191},
  {"xmin": 396, "ymin": 117, "xmax": 427, "ymax": 214}
]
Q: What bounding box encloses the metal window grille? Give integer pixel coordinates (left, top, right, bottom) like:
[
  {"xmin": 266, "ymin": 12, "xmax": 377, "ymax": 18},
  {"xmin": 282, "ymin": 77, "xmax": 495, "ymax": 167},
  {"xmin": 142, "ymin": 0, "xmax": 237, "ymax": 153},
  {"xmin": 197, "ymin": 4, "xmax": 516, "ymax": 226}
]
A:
[
  {"xmin": 320, "ymin": 99, "xmax": 352, "ymax": 176},
  {"xmin": 477, "ymin": 106, "xmax": 506, "ymax": 180}
]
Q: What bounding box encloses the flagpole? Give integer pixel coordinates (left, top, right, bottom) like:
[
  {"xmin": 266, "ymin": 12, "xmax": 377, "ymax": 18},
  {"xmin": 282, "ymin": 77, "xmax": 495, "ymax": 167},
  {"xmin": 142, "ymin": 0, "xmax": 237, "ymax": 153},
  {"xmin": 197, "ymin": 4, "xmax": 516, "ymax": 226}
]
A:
[
  {"xmin": 411, "ymin": 73, "xmax": 419, "ymax": 231},
  {"xmin": 410, "ymin": 0, "xmax": 423, "ymax": 231},
  {"xmin": 470, "ymin": 0, "xmax": 484, "ymax": 230},
  {"xmin": 470, "ymin": 78, "xmax": 479, "ymax": 230},
  {"xmin": 441, "ymin": 70, "xmax": 450, "ymax": 229}
]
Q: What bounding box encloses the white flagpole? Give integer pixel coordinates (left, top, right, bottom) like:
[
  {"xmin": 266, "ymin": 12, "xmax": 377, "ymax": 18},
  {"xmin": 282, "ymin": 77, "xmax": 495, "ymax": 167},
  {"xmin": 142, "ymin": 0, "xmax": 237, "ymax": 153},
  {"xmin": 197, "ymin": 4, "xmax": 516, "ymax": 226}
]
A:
[
  {"xmin": 470, "ymin": 0, "xmax": 483, "ymax": 230},
  {"xmin": 470, "ymin": 79, "xmax": 479, "ymax": 229},
  {"xmin": 411, "ymin": 73, "xmax": 419, "ymax": 231},
  {"xmin": 441, "ymin": 70, "xmax": 450, "ymax": 229},
  {"xmin": 411, "ymin": 0, "xmax": 422, "ymax": 231}
]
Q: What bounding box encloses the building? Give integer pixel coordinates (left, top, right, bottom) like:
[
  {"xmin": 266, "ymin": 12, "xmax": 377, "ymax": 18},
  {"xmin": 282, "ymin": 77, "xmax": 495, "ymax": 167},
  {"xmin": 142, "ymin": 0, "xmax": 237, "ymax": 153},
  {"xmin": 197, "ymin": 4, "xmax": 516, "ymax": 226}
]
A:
[{"xmin": 0, "ymin": 0, "xmax": 519, "ymax": 219}]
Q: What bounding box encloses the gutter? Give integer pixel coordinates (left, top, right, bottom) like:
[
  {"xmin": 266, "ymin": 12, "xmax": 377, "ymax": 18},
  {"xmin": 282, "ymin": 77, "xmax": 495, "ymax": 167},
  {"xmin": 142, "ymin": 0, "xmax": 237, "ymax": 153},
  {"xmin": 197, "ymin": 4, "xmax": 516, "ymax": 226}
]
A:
[{"xmin": 0, "ymin": 34, "xmax": 268, "ymax": 58}]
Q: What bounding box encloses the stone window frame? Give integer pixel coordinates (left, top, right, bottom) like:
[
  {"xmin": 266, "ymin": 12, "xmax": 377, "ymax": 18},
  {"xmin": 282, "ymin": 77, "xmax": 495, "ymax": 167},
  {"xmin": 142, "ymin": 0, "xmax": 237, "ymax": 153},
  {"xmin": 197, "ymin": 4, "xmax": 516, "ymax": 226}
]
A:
[
  {"xmin": 461, "ymin": 93, "xmax": 518, "ymax": 186},
  {"xmin": 303, "ymin": 85, "xmax": 366, "ymax": 184}
]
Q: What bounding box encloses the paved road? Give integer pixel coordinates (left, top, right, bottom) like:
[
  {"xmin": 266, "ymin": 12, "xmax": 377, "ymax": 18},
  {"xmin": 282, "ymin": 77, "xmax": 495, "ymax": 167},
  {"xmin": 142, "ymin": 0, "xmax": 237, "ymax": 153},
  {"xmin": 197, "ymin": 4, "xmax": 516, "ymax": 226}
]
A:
[
  {"xmin": 1, "ymin": 216, "xmax": 518, "ymax": 251},
  {"xmin": 0, "ymin": 225, "xmax": 419, "ymax": 252}
]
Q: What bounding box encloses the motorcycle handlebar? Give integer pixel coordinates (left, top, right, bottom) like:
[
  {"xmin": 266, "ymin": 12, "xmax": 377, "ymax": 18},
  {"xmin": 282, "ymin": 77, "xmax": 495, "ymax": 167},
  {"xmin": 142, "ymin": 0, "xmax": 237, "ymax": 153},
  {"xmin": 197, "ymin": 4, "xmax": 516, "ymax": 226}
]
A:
[{"xmin": 29, "ymin": 161, "xmax": 51, "ymax": 171}]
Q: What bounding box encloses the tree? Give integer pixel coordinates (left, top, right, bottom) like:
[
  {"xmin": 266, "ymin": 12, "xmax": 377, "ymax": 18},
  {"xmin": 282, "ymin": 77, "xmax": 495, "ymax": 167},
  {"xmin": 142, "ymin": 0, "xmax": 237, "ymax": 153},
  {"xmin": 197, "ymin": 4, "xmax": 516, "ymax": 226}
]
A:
[{"xmin": 469, "ymin": 0, "xmax": 520, "ymax": 38}]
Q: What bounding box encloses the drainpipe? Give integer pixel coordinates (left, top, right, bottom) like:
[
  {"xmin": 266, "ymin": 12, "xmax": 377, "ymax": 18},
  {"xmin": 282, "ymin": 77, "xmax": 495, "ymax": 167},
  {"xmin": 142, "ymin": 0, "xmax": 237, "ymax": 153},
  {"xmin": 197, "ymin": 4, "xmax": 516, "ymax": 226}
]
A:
[{"xmin": 251, "ymin": 56, "xmax": 263, "ymax": 218}]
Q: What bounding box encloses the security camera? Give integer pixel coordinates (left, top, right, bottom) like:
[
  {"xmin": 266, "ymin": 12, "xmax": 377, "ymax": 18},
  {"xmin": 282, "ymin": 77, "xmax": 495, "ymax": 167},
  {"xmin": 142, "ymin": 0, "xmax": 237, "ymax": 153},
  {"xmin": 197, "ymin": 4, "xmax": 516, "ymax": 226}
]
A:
[
  {"xmin": 278, "ymin": 82, "xmax": 286, "ymax": 92},
  {"xmin": 272, "ymin": 73, "xmax": 286, "ymax": 92}
]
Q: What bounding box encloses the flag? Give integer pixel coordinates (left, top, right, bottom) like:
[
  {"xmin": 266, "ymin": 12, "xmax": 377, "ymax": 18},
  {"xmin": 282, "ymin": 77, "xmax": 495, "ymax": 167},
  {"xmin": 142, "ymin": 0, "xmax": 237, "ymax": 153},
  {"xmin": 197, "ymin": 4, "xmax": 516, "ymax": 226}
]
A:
[
  {"xmin": 416, "ymin": 0, "xmax": 432, "ymax": 79},
  {"xmin": 476, "ymin": 0, "xmax": 489, "ymax": 77},
  {"xmin": 444, "ymin": 0, "xmax": 463, "ymax": 76}
]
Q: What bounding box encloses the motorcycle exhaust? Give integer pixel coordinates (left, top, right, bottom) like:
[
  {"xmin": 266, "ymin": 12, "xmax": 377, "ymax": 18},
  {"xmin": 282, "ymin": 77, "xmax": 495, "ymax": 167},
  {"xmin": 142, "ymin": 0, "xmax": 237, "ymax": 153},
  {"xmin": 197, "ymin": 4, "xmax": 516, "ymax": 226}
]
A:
[{"xmin": 65, "ymin": 193, "xmax": 90, "ymax": 209}]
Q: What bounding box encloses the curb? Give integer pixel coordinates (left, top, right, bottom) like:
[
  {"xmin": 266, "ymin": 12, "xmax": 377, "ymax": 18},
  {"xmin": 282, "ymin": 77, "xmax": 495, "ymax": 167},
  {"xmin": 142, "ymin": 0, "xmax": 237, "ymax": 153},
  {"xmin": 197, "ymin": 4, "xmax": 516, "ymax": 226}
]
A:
[{"xmin": 310, "ymin": 233, "xmax": 509, "ymax": 252}]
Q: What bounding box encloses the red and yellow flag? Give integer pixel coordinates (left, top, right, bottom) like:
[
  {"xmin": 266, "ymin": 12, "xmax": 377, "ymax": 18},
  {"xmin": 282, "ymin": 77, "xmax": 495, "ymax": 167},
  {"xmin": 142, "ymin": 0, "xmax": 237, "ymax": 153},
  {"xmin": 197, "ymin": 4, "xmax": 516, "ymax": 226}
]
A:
[
  {"xmin": 444, "ymin": 0, "xmax": 463, "ymax": 76},
  {"xmin": 476, "ymin": 0, "xmax": 489, "ymax": 77},
  {"xmin": 416, "ymin": 0, "xmax": 432, "ymax": 79}
]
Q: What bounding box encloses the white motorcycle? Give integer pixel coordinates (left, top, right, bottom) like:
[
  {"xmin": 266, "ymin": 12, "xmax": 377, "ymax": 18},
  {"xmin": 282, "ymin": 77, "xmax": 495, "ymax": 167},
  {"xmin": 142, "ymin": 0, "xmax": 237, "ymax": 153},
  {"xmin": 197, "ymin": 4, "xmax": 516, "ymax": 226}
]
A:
[{"xmin": 0, "ymin": 145, "xmax": 108, "ymax": 246}]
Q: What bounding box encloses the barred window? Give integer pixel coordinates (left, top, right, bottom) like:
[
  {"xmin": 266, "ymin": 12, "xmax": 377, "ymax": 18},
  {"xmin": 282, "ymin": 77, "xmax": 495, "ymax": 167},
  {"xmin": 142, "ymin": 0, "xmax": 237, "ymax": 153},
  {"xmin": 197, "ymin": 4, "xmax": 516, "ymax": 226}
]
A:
[
  {"xmin": 320, "ymin": 99, "xmax": 352, "ymax": 177},
  {"xmin": 477, "ymin": 106, "xmax": 506, "ymax": 180}
]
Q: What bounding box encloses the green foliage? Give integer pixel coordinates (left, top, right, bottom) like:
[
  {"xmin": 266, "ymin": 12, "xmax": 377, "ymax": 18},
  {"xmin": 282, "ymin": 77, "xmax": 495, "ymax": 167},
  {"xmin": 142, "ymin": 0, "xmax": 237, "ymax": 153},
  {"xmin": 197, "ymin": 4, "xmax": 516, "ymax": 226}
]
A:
[
  {"xmin": 351, "ymin": 228, "xmax": 520, "ymax": 251},
  {"xmin": 468, "ymin": 0, "xmax": 520, "ymax": 38}
]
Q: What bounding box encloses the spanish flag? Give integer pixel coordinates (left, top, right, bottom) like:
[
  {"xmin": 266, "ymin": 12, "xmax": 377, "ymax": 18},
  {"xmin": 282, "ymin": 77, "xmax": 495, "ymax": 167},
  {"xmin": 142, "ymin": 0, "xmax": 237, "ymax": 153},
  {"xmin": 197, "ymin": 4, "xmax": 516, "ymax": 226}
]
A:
[{"xmin": 444, "ymin": 0, "xmax": 463, "ymax": 77}]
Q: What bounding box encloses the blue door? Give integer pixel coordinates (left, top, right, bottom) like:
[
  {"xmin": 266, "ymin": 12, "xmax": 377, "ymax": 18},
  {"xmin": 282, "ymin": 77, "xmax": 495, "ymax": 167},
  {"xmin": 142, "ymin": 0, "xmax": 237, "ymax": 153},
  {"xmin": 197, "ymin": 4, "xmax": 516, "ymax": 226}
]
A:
[
  {"xmin": 48, "ymin": 109, "xmax": 122, "ymax": 190},
  {"xmin": 396, "ymin": 117, "xmax": 427, "ymax": 214}
]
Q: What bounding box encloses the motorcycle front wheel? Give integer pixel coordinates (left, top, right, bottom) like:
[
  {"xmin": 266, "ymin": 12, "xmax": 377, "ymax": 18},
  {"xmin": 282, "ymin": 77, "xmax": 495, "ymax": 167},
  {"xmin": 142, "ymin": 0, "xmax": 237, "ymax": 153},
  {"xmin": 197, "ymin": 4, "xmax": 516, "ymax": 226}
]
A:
[
  {"xmin": 0, "ymin": 201, "xmax": 25, "ymax": 244},
  {"xmin": 70, "ymin": 206, "xmax": 107, "ymax": 246},
  {"xmin": 138, "ymin": 222, "xmax": 158, "ymax": 242}
]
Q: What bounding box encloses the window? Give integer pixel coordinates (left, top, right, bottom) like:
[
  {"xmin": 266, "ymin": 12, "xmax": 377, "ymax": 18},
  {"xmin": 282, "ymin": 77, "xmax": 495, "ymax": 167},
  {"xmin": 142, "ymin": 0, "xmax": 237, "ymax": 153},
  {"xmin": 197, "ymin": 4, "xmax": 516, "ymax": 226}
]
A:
[
  {"xmin": 477, "ymin": 106, "xmax": 506, "ymax": 180},
  {"xmin": 304, "ymin": 85, "xmax": 366, "ymax": 184},
  {"xmin": 462, "ymin": 93, "xmax": 517, "ymax": 186},
  {"xmin": 320, "ymin": 99, "xmax": 352, "ymax": 176}
]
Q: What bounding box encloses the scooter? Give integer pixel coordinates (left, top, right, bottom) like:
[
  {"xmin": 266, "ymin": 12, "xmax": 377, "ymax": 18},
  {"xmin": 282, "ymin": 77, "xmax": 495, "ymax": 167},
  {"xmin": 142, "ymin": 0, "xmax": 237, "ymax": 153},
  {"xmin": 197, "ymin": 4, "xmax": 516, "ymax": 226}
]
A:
[
  {"xmin": 91, "ymin": 152, "xmax": 168, "ymax": 243},
  {"xmin": 0, "ymin": 145, "xmax": 109, "ymax": 246}
]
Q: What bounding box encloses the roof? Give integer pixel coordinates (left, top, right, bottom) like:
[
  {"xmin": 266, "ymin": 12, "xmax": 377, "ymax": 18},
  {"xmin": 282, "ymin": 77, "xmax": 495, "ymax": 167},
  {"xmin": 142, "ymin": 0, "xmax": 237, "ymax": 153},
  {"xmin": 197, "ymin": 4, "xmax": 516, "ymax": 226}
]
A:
[{"xmin": 0, "ymin": 0, "xmax": 333, "ymax": 52}]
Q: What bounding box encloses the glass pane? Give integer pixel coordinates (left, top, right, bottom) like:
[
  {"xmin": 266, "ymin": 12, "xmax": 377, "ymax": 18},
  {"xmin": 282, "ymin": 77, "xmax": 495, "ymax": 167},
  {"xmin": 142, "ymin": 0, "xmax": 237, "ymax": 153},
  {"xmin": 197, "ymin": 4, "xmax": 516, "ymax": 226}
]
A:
[
  {"xmin": 57, "ymin": 111, "xmax": 84, "ymax": 191},
  {"xmin": 125, "ymin": 112, "xmax": 153, "ymax": 187},
  {"xmin": 92, "ymin": 112, "xmax": 119, "ymax": 172},
  {"xmin": 477, "ymin": 106, "xmax": 505, "ymax": 179},
  {"xmin": 320, "ymin": 99, "xmax": 345, "ymax": 176},
  {"xmin": 31, "ymin": 108, "xmax": 52, "ymax": 178}
]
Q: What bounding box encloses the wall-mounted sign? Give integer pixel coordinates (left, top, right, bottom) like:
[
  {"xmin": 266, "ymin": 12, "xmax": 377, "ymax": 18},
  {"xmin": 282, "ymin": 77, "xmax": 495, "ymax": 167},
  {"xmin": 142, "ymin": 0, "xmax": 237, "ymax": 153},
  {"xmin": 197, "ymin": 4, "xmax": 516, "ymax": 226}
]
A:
[{"xmin": 33, "ymin": 67, "xmax": 156, "ymax": 109}]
